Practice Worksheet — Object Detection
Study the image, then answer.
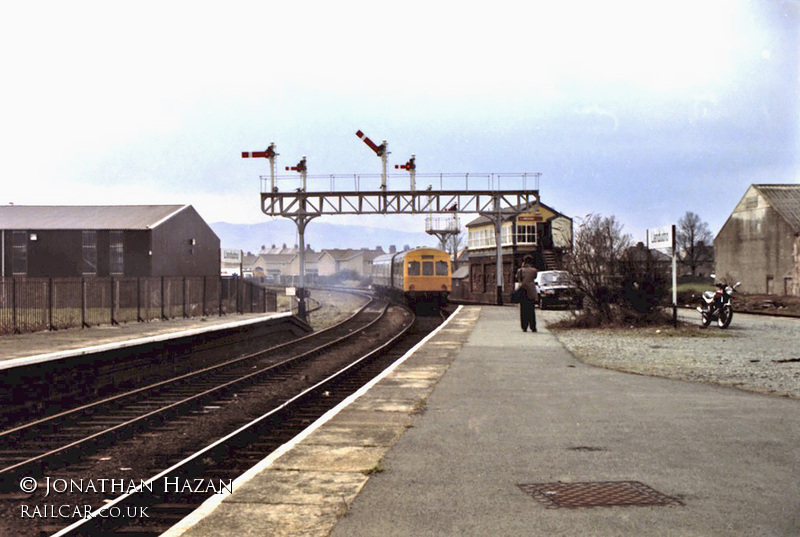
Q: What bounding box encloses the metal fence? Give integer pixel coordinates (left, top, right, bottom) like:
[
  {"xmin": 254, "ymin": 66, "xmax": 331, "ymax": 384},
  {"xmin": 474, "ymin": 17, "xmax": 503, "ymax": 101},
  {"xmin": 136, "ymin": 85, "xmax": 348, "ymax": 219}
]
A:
[{"xmin": 0, "ymin": 276, "xmax": 277, "ymax": 335}]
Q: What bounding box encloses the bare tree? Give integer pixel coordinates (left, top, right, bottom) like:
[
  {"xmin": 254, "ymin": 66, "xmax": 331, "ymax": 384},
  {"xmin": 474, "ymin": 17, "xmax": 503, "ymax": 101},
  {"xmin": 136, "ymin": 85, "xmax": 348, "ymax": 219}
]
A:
[
  {"xmin": 563, "ymin": 214, "xmax": 631, "ymax": 322},
  {"xmin": 448, "ymin": 230, "xmax": 465, "ymax": 270},
  {"xmin": 676, "ymin": 212, "xmax": 714, "ymax": 276}
]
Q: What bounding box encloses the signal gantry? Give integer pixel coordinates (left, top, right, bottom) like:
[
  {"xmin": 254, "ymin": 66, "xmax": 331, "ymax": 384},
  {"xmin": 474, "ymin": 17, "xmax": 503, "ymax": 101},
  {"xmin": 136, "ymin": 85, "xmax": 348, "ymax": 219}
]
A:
[{"xmin": 242, "ymin": 134, "xmax": 542, "ymax": 314}]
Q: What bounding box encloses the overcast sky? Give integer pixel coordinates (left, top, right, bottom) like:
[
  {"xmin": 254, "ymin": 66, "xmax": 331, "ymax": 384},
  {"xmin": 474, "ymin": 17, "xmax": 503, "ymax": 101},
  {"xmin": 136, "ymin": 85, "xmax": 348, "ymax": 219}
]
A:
[{"xmin": 2, "ymin": 1, "xmax": 798, "ymax": 245}]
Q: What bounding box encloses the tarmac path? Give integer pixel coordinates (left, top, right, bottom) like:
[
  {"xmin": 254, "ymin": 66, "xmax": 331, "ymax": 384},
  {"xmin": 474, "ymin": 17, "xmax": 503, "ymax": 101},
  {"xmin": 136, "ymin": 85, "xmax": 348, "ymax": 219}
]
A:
[{"xmin": 330, "ymin": 306, "xmax": 800, "ymax": 537}]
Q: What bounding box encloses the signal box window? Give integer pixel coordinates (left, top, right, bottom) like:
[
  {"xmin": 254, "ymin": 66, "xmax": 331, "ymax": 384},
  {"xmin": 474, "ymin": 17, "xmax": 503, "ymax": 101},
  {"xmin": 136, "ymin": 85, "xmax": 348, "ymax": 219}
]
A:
[
  {"xmin": 422, "ymin": 261, "xmax": 434, "ymax": 276},
  {"xmin": 407, "ymin": 261, "xmax": 420, "ymax": 276},
  {"xmin": 516, "ymin": 224, "xmax": 537, "ymax": 245}
]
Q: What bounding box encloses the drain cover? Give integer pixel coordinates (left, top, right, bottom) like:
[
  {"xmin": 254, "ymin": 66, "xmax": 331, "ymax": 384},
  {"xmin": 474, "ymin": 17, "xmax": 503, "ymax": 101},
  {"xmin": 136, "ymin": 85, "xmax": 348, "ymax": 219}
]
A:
[{"xmin": 517, "ymin": 481, "xmax": 683, "ymax": 509}]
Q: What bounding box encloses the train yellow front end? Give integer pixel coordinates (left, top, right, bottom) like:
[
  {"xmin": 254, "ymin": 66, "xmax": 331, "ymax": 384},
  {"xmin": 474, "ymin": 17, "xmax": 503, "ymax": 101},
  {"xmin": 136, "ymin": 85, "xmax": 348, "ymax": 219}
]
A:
[{"xmin": 371, "ymin": 247, "xmax": 451, "ymax": 310}]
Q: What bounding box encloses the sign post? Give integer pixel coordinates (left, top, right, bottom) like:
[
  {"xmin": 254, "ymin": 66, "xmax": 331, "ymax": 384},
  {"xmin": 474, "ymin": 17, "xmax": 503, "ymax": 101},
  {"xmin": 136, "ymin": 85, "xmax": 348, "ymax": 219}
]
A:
[{"xmin": 647, "ymin": 225, "xmax": 678, "ymax": 327}]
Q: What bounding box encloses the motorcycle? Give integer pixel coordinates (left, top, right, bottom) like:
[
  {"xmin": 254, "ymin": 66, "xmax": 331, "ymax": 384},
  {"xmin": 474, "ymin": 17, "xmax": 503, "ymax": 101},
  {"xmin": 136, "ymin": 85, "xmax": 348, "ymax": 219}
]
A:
[{"xmin": 696, "ymin": 280, "xmax": 741, "ymax": 328}]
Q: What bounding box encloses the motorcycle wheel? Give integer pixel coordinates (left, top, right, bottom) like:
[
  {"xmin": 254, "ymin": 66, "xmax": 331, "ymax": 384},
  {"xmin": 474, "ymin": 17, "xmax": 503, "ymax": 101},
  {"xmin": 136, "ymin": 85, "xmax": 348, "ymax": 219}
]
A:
[
  {"xmin": 717, "ymin": 306, "xmax": 733, "ymax": 329},
  {"xmin": 700, "ymin": 311, "xmax": 711, "ymax": 328}
]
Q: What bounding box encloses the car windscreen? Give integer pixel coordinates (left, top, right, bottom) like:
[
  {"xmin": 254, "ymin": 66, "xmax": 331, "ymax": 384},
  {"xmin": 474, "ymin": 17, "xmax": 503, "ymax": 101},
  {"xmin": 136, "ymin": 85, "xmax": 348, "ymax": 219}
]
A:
[{"xmin": 541, "ymin": 273, "xmax": 571, "ymax": 284}]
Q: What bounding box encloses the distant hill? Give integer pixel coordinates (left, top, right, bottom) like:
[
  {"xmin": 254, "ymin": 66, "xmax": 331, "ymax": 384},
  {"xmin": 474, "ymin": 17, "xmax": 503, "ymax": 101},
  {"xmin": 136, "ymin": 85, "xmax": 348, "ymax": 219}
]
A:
[{"xmin": 210, "ymin": 221, "xmax": 439, "ymax": 254}]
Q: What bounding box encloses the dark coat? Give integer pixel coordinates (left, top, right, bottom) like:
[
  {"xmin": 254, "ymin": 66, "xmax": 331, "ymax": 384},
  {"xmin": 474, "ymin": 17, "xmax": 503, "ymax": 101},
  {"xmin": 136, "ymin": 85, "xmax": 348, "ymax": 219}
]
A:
[{"xmin": 516, "ymin": 265, "xmax": 539, "ymax": 300}]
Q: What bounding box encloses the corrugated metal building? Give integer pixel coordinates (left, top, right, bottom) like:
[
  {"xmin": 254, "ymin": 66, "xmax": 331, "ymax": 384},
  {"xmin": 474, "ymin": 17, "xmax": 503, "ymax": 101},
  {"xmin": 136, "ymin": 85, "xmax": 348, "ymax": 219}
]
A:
[
  {"xmin": 714, "ymin": 184, "xmax": 800, "ymax": 296},
  {"xmin": 0, "ymin": 205, "xmax": 220, "ymax": 278}
]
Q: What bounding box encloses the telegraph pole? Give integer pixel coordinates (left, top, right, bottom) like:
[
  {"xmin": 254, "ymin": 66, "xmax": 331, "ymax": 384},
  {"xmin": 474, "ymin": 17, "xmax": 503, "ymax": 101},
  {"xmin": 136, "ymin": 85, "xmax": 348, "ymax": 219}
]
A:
[{"xmin": 493, "ymin": 196, "xmax": 504, "ymax": 305}]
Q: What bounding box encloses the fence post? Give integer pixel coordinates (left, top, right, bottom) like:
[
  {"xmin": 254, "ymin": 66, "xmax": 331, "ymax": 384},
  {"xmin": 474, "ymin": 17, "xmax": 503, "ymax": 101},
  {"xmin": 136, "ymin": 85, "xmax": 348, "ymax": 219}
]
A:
[
  {"xmin": 235, "ymin": 278, "xmax": 240, "ymax": 314},
  {"xmin": 182, "ymin": 276, "xmax": 187, "ymax": 318},
  {"xmin": 111, "ymin": 277, "xmax": 118, "ymax": 325},
  {"xmin": 81, "ymin": 277, "xmax": 88, "ymax": 328},
  {"xmin": 48, "ymin": 277, "xmax": 54, "ymax": 331},
  {"xmin": 12, "ymin": 277, "xmax": 18, "ymax": 334},
  {"xmin": 202, "ymin": 275, "xmax": 207, "ymax": 317},
  {"xmin": 137, "ymin": 277, "xmax": 143, "ymax": 322},
  {"xmin": 161, "ymin": 276, "xmax": 167, "ymax": 320}
]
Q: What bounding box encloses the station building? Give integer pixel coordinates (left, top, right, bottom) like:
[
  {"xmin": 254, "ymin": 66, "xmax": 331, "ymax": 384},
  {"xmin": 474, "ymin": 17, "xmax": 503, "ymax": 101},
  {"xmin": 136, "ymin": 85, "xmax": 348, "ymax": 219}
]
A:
[
  {"xmin": 0, "ymin": 205, "xmax": 220, "ymax": 278},
  {"xmin": 714, "ymin": 184, "xmax": 800, "ymax": 296},
  {"xmin": 459, "ymin": 202, "xmax": 573, "ymax": 303}
]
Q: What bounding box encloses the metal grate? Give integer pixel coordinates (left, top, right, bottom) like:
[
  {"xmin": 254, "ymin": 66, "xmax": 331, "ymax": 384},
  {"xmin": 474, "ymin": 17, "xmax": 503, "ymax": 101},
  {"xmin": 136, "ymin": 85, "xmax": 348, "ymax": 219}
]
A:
[{"xmin": 517, "ymin": 481, "xmax": 683, "ymax": 509}]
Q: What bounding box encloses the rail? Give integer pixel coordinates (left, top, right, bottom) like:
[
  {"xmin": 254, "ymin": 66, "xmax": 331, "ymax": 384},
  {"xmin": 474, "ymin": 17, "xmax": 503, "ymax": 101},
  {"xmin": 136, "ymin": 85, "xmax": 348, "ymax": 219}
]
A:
[
  {"xmin": 0, "ymin": 297, "xmax": 382, "ymax": 485},
  {"xmin": 52, "ymin": 301, "xmax": 417, "ymax": 536}
]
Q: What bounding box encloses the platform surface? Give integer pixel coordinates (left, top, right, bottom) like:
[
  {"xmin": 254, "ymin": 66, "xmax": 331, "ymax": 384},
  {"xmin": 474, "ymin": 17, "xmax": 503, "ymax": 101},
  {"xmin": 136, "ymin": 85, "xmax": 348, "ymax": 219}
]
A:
[
  {"xmin": 164, "ymin": 305, "xmax": 800, "ymax": 537},
  {"xmin": 0, "ymin": 312, "xmax": 284, "ymax": 366}
]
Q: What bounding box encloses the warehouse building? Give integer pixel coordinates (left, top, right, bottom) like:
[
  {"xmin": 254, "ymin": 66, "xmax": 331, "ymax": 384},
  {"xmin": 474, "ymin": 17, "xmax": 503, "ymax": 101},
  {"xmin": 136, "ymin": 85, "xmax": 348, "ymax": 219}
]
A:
[
  {"xmin": 0, "ymin": 205, "xmax": 220, "ymax": 278},
  {"xmin": 714, "ymin": 184, "xmax": 800, "ymax": 296}
]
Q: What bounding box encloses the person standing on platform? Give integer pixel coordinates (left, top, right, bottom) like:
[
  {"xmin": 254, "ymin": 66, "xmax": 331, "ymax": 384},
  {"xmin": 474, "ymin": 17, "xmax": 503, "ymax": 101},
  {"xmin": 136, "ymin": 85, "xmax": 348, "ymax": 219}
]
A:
[{"xmin": 516, "ymin": 255, "xmax": 539, "ymax": 332}]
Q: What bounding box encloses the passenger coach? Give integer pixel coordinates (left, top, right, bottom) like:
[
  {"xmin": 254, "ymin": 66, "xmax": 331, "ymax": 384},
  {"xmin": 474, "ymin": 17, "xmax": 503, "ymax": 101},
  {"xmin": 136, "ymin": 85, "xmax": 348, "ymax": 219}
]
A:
[{"xmin": 371, "ymin": 247, "xmax": 451, "ymax": 308}]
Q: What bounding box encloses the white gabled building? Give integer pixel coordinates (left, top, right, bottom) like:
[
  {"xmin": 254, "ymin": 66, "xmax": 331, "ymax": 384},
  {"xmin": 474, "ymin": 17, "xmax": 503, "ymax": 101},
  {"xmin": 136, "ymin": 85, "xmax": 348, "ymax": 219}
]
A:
[{"xmin": 714, "ymin": 184, "xmax": 800, "ymax": 296}]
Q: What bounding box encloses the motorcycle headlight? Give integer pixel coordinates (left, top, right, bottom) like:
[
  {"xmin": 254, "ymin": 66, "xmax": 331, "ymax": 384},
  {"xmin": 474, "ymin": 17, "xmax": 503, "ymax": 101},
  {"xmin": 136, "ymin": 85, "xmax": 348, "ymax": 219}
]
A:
[{"xmin": 725, "ymin": 286, "xmax": 733, "ymax": 294}]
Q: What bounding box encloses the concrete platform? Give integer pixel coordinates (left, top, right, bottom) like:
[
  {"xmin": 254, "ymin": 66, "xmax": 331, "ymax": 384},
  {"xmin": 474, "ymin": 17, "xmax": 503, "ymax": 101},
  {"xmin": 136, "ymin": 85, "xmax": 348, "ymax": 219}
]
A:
[
  {"xmin": 162, "ymin": 306, "xmax": 479, "ymax": 537},
  {"xmin": 164, "ymin": 305, "xmax": 800, "ymax": 537},
  {"xmin": 0, "ymin": 312, "xmax": 288, "ymax": 367}
]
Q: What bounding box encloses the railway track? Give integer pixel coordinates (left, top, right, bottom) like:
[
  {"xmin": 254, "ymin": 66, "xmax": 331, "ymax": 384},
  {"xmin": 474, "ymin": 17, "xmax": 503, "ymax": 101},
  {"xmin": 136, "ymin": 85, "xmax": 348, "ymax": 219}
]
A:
[
  {"xmin": 52, "ymin": 312, "xmax": 442, "ymax": 537},
  {"xmin": 0, "ymin": 294, "xmax": 382, "ymax": 486},
  {"xmin": 1, "ymin": 295, "xmax": 440, "ymax": 537}
]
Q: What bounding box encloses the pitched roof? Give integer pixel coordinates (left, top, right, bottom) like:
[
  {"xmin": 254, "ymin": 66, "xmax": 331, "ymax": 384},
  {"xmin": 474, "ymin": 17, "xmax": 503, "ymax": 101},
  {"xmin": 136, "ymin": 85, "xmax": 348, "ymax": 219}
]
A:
[
  {"xmin": 465, "ymin": 201, "xmax": 568, "ymax": 227},
  {"xmin": 0, "ymin": 205, "xmax": 189, "ymax": 230},
  {"xmin": 257, "ymin": 253, "xmax": 295, "ymax": 263},
  {"xmin": 753, "ymin": 184, "xmax": 800, "ymax": 232},
  {"xmin": 322, "ymin": 248, "xmax": 385, "ymax": 262},
  {"xmin": 452, "ymin": 266, "xmax": 470, "ymax": 279}
]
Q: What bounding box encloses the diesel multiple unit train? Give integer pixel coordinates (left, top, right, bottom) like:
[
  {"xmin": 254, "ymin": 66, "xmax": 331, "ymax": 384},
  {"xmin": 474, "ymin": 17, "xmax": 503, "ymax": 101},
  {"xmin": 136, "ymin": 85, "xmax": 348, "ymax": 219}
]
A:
[{"xmin": 371, "ymin": 247, "xmax": 452, "ymax": 309}]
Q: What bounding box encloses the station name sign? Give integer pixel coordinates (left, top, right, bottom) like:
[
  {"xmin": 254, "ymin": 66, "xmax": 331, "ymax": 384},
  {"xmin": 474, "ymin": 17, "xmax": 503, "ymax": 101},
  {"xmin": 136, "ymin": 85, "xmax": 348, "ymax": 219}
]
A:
[
  {"xmin": 647, "ymin": 225, "xmax": 673, "ymax": 250},
  {"xmin": 221, "ymin": 249, "xmax": 242, "ymax": 263}
]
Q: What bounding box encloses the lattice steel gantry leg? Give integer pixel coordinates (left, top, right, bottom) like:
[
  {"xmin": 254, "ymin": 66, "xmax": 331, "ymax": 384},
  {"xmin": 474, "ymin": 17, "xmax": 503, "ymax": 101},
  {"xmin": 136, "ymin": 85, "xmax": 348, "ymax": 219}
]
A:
[{"xmin": 294, "ymin": 203, "xmax": 317, "ymax": 319}]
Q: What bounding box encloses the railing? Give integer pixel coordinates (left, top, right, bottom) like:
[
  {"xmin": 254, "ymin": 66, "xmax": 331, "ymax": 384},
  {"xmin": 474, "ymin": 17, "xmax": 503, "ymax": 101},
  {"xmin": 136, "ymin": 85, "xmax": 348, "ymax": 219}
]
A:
[
  {"xmin": 0, "ymin": 276, "xmax": 277, "ymax": 336},
  {"xmin": 261, "ymin": 172, "xmax": 541, "ymax": 194},
  {"xmin": 425, "ymin": 215, "xmax": 460, "ymax": 233}
]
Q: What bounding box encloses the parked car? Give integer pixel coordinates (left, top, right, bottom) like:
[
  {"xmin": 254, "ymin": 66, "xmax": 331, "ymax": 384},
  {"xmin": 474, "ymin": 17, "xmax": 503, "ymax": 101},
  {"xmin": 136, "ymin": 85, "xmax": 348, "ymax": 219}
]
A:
[{"xmin": 535, "ymin": 270, "xmax": 583, "ymax": 309}]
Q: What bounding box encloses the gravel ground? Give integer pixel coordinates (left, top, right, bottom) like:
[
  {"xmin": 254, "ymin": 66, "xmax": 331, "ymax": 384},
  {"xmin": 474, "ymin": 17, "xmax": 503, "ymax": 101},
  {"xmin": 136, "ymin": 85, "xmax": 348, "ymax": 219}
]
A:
[{"xmin": 541, "ymin": 308, "xmax": 800, "ymax": 399}]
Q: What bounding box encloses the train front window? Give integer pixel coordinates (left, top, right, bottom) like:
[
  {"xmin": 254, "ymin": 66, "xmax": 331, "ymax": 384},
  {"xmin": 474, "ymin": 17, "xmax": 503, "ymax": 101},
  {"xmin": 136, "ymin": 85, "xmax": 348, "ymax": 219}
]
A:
[
  {"xmin": 436, "ymin": 261, "xmax": 449, "ymax": 275},
  {"xmin": 422, "ymin": 261, "xmax": 434, "ymax": 276},
  {"xmin": 407, "ymin": 261, "xmax": 420, "ymax": 276}
]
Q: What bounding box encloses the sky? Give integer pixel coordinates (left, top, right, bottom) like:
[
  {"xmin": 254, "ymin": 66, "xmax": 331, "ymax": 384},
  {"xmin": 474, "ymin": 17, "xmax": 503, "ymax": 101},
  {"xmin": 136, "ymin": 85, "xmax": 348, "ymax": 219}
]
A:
[{"xmin": 1, "ymin": 0, "xmax": 798, "ymax": 246}]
